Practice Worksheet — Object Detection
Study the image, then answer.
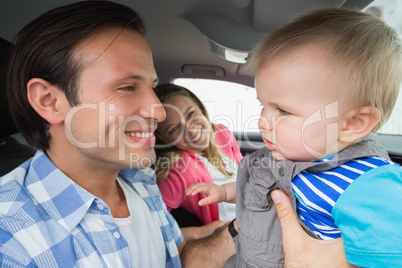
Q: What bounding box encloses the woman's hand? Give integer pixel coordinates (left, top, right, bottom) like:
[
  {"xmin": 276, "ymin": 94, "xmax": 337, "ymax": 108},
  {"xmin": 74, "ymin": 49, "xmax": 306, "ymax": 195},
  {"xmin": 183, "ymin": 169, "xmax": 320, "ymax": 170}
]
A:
[{"xmin": 271, "ymin": 190, "xmax": 357, "ymax": 268}]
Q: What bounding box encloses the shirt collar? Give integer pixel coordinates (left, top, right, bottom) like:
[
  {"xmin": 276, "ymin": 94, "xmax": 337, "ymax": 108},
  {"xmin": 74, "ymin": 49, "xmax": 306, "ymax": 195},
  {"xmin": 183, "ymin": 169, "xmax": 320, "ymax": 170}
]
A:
[
  {"xmin": 25, "ymin": 151, "xmax": 158, "ymax": 232},
  {"xmin": 25, "ymin": 150, "xmax": 97, "ymax": 232},
  {"xmin": 118, "ymin": 167, "xmax": 156, "ymax": 185}
]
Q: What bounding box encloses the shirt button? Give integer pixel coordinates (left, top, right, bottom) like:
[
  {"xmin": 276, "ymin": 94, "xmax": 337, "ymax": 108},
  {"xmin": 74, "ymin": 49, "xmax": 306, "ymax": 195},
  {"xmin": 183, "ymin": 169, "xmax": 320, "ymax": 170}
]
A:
[
  {"xmin": 97, "ymin": 203, "xmax": 104, "ymax": 210},
  {"xmin": 113, "ymin": 232, "xmax": 121, "ymax": 239},
  {"xmin": 279, "ymin": 166, "xmax": 285, "ymax": 176}
]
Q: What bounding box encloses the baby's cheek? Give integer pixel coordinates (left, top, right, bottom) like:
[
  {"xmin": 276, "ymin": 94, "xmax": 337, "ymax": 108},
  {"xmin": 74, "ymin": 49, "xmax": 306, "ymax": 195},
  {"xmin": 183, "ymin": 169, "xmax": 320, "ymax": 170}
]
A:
[
  {"xmin": 301, "ymin": 123, "xmax": 333, "ymax": 158},
  {"xmin": 277, "ymin": 128, "xmax": 304, "ymax": 155}
]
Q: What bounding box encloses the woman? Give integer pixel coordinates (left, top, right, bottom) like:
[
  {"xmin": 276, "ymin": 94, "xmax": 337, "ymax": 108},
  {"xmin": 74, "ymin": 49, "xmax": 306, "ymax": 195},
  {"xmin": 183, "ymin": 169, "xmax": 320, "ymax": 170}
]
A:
[{"xmin": 153, "ymin": 83, "xmax": 242, "ymax": 239}]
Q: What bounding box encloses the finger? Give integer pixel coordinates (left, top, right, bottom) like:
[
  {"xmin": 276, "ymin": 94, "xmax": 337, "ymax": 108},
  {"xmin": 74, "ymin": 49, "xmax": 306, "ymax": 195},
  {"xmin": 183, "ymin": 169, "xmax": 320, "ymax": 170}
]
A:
[
  {"xmin": 272, "ymin": 190, "xmax": 350, "ymax": 267},
  {"xmin": 198, "ymin": 195, "xmax": 215, "ymax": 206},
  {"xmin": 271, "ymin": 190, "xmax": 307, "ymax": 241},
  {"xmin": 185, "ymin": 183, "xmax": 204, "ymax": 194},
  {"xmin": 186, "ymin": 184, "xmax": 210, "ymax": 196},
  {"xmin": 185, "ymin": 184, "xmax": 198, "ymax": 194}
]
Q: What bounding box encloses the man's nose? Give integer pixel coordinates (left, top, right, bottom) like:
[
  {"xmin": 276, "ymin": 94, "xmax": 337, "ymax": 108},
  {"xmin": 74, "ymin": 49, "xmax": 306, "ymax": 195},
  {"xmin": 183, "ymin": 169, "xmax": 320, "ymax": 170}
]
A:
[{"xmin": 139, "ymin": 88, "xmax": 166, "ymax": 123}]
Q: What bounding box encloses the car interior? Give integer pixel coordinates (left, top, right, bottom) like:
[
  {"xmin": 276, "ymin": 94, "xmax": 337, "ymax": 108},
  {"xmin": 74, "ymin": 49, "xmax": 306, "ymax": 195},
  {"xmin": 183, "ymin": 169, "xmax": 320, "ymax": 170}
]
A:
[
  {"xmin": 0, "ymin": 2, "xmax": 401, "ymax": 266},
  {"xmin": 1, "ymin": 0, "xmax": 401, "ymax": 176},
  {"xmin": 0, "ymin": 37, "xmax": 36, "ymax": 175}
]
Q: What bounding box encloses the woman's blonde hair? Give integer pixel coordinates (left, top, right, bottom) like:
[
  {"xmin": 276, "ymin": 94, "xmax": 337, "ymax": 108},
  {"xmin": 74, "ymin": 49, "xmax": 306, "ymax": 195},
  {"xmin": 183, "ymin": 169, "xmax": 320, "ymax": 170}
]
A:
[
  {"xmin": 248, "ymin": 8, "xmax": 402, "ymax": 132},
  {"xmin": 153, "ymin": 83, "xmax": 233, "ymax": 183}
]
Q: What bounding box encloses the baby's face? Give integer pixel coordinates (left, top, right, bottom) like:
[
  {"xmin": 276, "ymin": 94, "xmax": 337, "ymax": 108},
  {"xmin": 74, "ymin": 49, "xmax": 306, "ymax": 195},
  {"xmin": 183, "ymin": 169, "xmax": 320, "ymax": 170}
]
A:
[{"xmin": 255, "ymin": 45, "xmax": 350, "ymax": 161}]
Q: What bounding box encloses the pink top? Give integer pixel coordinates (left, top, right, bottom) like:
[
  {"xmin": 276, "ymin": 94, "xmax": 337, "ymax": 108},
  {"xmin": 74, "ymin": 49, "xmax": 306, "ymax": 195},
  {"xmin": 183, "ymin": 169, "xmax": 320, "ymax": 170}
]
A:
[{"xmin": 157, "ymin": 124, "xmax": 243, "ymax": 224}]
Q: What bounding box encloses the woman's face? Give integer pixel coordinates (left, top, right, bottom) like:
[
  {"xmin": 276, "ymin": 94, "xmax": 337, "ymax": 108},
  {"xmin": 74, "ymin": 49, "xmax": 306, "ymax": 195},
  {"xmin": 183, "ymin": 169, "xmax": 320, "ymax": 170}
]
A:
[{"xmin": 156, "ymin": 95, "xmax": 211, "ymax": 153}]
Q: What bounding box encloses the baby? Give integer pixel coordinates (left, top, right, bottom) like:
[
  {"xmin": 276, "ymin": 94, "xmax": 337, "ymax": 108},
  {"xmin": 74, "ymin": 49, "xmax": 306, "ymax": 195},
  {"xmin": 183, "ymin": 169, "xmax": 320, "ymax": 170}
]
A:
[{"xmin": 187, "ymin": 7, "xmax": 402, "ymax": 267}]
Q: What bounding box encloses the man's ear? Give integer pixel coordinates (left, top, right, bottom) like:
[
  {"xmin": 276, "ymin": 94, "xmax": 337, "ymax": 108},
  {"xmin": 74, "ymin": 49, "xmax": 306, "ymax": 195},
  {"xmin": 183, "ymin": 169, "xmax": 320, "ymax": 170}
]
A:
[
  {"xmin": 27, "ymin": 78, "xmax": 67, "ymax": 125},
  {"xmin": 339, "ymin": 106, "xmax": 380, "ymax": 143}
]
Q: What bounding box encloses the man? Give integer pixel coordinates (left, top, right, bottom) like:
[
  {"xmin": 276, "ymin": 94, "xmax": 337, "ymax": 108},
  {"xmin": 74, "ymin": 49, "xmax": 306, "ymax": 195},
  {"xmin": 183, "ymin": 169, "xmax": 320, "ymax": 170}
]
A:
[
  {"xmin": 1, "ymin": 1, "xmax": 181, "ymax": 267},
  {"xmin": 0, "ymin": 1, "xmax": 350, "ymax": 267}
]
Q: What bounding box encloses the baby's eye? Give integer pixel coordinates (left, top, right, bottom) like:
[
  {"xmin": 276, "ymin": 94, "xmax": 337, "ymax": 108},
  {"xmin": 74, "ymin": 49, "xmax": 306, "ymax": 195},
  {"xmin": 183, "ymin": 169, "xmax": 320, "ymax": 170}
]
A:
[{"xmin": 279, "ymin": 108, "xmax": 290, "ymax": 116}]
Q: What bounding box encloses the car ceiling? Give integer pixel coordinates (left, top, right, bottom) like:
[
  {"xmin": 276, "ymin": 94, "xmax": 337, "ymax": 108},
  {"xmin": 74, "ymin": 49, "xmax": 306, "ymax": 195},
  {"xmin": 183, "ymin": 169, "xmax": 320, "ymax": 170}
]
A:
[{"xmin": 0, "ymin": 0, "xmax": 373, "ymax": 88}]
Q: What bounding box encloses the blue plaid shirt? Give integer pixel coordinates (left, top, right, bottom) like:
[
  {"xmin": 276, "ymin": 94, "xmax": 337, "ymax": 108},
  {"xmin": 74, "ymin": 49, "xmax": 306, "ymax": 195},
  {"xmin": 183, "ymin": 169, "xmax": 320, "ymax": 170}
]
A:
[{"xmin": 0, "ymin": 150, "xmax": 183, "ymax": 267}]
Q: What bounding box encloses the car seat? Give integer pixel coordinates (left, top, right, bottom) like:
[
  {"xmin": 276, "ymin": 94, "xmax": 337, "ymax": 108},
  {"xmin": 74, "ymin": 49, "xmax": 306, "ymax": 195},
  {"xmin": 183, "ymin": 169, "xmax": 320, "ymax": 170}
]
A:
[{"xmin": 0, "ymin": 37, "xmax": 35, "ymax": 176}]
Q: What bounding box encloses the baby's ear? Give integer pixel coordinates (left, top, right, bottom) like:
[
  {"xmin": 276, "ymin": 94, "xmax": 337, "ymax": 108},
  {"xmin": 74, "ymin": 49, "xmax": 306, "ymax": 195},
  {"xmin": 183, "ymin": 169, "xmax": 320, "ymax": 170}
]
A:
[
  {"xmin": 27, "ymin": 78, "xmax": 68, "ymax": 125},
  {"xmin": 338, "ymin": 106, "xmax": 380, "ymax": 143}
]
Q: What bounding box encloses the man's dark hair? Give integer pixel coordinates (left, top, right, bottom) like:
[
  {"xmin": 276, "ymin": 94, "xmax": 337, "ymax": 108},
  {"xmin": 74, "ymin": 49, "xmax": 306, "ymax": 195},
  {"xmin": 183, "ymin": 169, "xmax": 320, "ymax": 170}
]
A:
[{"xmin": 7, "ymin": 0, "xmax": 146, "ymax": 150}]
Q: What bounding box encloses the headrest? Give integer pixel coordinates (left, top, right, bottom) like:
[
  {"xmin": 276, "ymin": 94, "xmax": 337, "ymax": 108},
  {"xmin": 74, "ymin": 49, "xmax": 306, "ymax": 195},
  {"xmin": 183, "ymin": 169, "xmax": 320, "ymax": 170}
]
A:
[{"xmin": 0, "ymin": 37, "xmax": 18, "ymax": 137}]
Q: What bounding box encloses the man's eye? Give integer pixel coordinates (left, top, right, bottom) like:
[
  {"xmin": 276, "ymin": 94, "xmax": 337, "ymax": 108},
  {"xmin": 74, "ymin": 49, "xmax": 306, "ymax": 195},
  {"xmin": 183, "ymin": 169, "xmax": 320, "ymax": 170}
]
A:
[
  {"xmin": 279, "ymin": 108, "xmax": 290, "ymax": 116},
  {"xmin": 120, "ymin": 86, "xmax": 135, "ymax": 91}
]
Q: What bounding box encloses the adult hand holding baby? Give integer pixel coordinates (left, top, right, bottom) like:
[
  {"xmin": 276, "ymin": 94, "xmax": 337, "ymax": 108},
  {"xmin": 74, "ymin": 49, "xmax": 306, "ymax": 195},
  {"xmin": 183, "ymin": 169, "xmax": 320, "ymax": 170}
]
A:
[{"xmin": 271, "ymin": 190, "xmax": 356, "ymax": 268}]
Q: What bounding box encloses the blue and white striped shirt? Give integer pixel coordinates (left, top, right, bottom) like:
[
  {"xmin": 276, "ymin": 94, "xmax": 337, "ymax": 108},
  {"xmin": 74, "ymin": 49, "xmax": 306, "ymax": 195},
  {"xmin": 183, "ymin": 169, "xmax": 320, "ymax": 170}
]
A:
[
  {"xmin": 292, "ymin": 155, "xmax": 395, "ymax": 240},
  {"xmin": 0, "ymin": 150, "xmax": 183, "ymax": 267}
]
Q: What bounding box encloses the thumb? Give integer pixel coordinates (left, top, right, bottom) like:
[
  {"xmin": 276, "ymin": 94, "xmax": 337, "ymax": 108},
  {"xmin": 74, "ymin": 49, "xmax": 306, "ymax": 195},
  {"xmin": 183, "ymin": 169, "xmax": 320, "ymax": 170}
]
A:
[
  {"xmin": 271, "ymin": 190, "xmax": 308, "ymax": 242},
  {"xmin": 198, "ymin": 196, "xmax": 214, "ymax": 206},
  {"xmin": 271, "ymin": 190, "xmax": 350, "ymax": 267}
]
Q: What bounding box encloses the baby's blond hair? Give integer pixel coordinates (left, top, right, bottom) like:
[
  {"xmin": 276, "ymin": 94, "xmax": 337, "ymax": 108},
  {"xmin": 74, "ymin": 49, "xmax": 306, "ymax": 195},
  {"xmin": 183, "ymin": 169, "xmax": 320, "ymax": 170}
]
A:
[{"xmin": 249, "ymin": 8, "xmax": 402, "ymax": 132}]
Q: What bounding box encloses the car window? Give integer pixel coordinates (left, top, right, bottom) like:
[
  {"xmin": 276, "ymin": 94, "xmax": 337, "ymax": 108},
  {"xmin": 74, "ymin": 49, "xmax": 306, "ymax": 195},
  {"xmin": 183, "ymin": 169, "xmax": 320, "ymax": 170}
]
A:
[
  {"xmin": 364, "ymin": 0, "xmax": 402, "ymax": 135},
  {"xmin": 174, "ymin": 0, "xmax": 402, "ymax": 136},
  {"xmin": 173, "ymin": 78, "xmax": 260, "ymax": 133}
]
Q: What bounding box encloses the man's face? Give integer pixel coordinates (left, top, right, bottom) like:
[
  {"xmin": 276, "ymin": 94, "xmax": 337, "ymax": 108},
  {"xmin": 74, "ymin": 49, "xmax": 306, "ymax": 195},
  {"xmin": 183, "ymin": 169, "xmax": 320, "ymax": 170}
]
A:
[{"xmin": 64, "ymin": 27, "xmax": 165, "ymax": 170}]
